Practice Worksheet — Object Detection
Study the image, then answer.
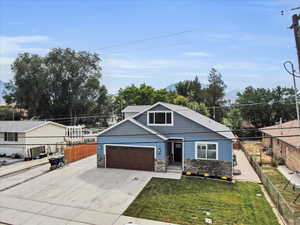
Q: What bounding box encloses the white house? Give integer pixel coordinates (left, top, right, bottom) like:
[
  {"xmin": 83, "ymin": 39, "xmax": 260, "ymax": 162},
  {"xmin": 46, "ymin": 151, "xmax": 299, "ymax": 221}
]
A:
[{"xmin": 0, "ymin": 120, "xmax": 66, "ymax": 159}]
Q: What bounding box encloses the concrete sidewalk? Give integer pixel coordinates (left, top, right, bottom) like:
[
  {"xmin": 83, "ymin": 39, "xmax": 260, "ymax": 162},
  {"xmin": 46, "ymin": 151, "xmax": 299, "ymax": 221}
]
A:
[
  {"xmin": 233, "ymin": 150, "xmax": 261, "ymax": 183},
  {"xmin": 278, "ymin": 166, "xmax": 300, "ymax": 185}
]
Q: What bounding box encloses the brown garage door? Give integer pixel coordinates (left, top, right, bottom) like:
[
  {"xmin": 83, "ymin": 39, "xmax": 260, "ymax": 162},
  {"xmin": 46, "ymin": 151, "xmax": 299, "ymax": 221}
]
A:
[{"xmin": 106, "ymin": 145, "xmax": 154, "ymax": 171}]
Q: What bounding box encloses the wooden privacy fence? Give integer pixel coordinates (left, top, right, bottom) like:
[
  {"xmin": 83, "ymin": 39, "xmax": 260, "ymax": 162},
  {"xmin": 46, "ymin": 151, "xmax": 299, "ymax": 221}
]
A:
[{"xmin": 64, "ymin": 142, "xmax": 96, "ymax": 163}]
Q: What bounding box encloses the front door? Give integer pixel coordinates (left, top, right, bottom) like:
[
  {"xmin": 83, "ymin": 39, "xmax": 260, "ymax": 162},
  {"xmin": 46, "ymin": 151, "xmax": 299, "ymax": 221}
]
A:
[{"xmin": 173, "ymin": 143, "xmax": 182, "ymax": 162}]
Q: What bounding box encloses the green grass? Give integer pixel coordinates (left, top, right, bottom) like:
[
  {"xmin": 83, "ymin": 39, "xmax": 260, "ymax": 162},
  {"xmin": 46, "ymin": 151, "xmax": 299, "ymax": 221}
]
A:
[
  {"xmin": 262, "ymin": 165, "xmax": 300, "ymax": 211},
  {"xmin": 124, "ymin": 177, "xmax": 280, "ymax": 225}
]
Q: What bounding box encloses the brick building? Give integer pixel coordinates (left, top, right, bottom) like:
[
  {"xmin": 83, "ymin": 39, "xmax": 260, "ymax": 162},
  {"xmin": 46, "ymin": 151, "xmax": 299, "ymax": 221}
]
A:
[{"xmin": 261, "ymin": 120, "xmax": 300, "ymax": 171}]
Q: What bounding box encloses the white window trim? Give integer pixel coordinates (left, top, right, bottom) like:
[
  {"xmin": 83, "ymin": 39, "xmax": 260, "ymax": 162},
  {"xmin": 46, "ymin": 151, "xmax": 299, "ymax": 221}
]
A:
[
  {"xmin": 147, "ymin": 111, "xmax": 174, "ymax": 126},
  {"xmin": 4, "ymin": 132, "xmax": 18, "ymax": 142},
  {"xmin": 195, "ymin": 142, "xmax": 218, "ymax": 160}
]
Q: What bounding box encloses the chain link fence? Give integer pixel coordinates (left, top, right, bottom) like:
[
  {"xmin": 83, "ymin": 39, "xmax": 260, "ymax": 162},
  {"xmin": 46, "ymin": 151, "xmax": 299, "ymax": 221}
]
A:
[{"xmin": 241, "ymin": 145, "xmax": 300, "ymax": 225}]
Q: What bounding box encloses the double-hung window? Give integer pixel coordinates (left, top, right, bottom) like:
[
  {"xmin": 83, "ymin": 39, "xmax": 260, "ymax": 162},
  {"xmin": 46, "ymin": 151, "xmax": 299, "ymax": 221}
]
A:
[
  {"xmin": 147, "ymin": 111, "xmax": 173, "ymax": 126},
  {"xmin": 4, "ymin": 132, "xmax": 18, "ymax": 142},
  {"xmin": 195, "ymin": 142, "xmax": 218, "ymax": 160}
]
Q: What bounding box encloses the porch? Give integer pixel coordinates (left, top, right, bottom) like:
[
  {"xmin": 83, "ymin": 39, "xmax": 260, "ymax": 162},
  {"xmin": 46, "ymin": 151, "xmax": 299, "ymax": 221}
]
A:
[{"xmin": 166, "ymin": 139, "xmax": 183, "ymax": 173}]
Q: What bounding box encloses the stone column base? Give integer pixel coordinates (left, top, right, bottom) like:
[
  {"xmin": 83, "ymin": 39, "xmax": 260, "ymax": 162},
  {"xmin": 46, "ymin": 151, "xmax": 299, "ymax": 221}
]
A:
[
  {"xmin": 155, "ymin": 158, "xmax": 167, "ymax": 172},
  {"xmin": 97, "ymin": 154, "xmax": 105, "ymax": 168}
]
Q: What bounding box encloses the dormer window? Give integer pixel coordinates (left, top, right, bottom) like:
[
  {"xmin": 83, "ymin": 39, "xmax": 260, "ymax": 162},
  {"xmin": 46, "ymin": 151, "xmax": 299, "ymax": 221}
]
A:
[{"xmin": 147, "ymin": 111, "xmax": 173, "ymax": 126}]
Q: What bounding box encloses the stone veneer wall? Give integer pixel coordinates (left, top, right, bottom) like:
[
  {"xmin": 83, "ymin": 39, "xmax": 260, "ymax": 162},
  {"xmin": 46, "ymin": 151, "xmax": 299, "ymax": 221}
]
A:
[
  {"xmin": 155, "ymin": 158, "xmax": 167, "ymax": 172},
  {"xmin": 97, "ymin": 154, "xmax": 105, "ymax": 168},
  {"xmin": 184, "ymin": 159, "xmax": 232, "ymax": 178}
]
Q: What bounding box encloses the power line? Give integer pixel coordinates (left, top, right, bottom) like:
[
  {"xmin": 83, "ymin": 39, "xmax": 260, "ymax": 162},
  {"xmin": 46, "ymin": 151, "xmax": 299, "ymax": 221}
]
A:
[
  {"xmin": 36, "ymin": 99, "xmax": 299, "ymax": 121},
  {"xmin": 7, "ymin": 125, "xmax": 300, "ymax": 139},
  {"xmin": 97, "ymin": 40, "xmax": 196, "ymax": 57},
  {"xmin": 94, "ymin": 30, "xmax": 193, "ymax": 51},
  {"xmin": 207, "ymin": 99, "xmax": 299, "ymax": 109},
  {"xmin": 2, "ymin": 133, "xmax": 300, "ymax": 146}
]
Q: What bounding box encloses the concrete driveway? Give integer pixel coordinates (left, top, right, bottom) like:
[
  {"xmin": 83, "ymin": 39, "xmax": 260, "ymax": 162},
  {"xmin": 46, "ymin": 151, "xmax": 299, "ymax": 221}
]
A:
[
  {"xmin": 233, "ymin": 150, "xmax": 261, "ymax": 183},
  {"xmin": 0, "ymin": 155, "xmax": 180, "ymax": 225}
]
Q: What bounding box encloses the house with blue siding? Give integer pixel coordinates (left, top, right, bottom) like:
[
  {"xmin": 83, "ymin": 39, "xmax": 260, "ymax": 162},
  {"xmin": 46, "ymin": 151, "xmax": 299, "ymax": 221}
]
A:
[{"xmin": 97, "ymin": 102, "xmax": 234, "ymax": 177}]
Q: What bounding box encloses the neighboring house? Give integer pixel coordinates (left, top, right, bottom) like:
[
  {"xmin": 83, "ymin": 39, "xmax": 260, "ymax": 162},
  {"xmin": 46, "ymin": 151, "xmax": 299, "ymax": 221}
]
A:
[
  {"xmin": 0, "ymin": 121, "xmax": 65, "ymax": 159},
  {"xmin": 65, "ymin": 125, "xmax": 84, "ymax": 144},
  {"xmin": 121, "ymin": 105, "xmax": 150, "ymax": 119},
  {"xmin": 97, "ymin": 102, "xmax": 234, "ymax": 177},
  {"xmin": 261, "ymin": 120, "xmax": 300, "ymax": 171}
]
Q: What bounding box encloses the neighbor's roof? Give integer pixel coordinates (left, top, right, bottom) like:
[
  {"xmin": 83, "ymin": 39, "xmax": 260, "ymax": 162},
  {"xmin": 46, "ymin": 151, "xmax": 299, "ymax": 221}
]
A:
[
  {"xmin": 132, "ymin": 102, "xmax": 235, "ymax": 140},
  {"xmin": 0, "ymin": 120, "xmax": 65, "ymax": 133},
  {"xmin": 121, "ymin": 105, "xmax": 150, "ymax": 113},
  {"xmin": 260, "ymin": 120, "xmax": 300, "ymax": 148}
]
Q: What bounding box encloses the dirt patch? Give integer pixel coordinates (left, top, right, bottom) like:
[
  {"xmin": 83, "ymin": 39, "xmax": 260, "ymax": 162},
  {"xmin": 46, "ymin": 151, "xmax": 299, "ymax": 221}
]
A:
[{"xmin": 243, "ymin": 141, "xmax": 272, "ymax": 164}]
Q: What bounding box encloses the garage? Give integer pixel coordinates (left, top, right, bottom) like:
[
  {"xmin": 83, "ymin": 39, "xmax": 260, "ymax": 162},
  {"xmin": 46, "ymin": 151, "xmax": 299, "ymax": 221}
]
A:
[{"xmin": 105, "ymin": 145, "xmax": 155, "ymax": 171}]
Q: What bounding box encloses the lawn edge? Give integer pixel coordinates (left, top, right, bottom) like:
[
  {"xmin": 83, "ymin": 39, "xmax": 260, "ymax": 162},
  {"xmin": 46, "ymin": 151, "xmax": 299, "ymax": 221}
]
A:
[{"xmin": 260, "ymin": 181, "xmax": 287, "ymax": 225}]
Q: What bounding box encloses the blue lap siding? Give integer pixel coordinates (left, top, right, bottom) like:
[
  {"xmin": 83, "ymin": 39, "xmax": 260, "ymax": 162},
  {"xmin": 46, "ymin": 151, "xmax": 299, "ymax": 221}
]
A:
[
  {"xmin": 97, "ymin": 104, "xmax": 233, "ymax": 164},
  {"xmin": 183, "ymin": 138, "xmax": 232, "ymax": 161}
]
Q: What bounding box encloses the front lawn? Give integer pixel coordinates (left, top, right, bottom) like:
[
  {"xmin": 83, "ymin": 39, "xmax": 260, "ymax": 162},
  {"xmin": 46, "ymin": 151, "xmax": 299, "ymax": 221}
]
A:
[{"xmin": 124, "ymin": 177, "xmax": 280, "ymax": 225}]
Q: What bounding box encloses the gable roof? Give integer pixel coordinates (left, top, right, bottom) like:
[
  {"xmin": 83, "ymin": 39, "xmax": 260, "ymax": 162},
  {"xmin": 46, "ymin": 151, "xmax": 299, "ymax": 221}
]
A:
[
  {"xmin": 121, "ymin": 105, "xmax": 150, "ymax": 113},
  {"xmin": 132, "ymin": 102, "xmax": 235, "ymax": 140},
  {"xmin": 260, "ymin": 120, "xmax": 300, "ymax": 148},
  {"xmin": 0, "ymin": 120, "xmax": 65, "ymax": 133},
  {"xmin": 97, "ymin": 117, "xmax": 167, "ymax": 140}
]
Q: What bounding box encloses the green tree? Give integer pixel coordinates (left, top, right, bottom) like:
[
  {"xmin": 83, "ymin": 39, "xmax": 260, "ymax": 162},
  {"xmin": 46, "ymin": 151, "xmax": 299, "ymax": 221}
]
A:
[
  {"xmin": 203, "ymin": 68, "xmax": 227, "ymax": 122},
  {"xmin": 187, "ymin": 101, "xmax": 210, "ymax": 116},
  {"xmin": 114, "ymin": 83, "xmax": 175, "ymax": 115},
  {"xmin": 236, "ymin": 86, "xmax": 273, "ymax": 128},
  {"xmin": 0, "ymin": 106, "xmax": 24, "ymax": 120},
  {"xmin": 223, "ymin": 107, "xmax": 242, "ymax": 135},
  {"xmin": 5, "ymin": 48, "xmax": 105, "ymax": 124},
  {"xmin": 173, "ymin": 95, "xmax": 188, "ymax": 106},
  {"xmin": 175, "ymin": 76, "xmax": 203, "ymax": 102},
  {"xmin": 236, "ymin": 86, "xmax": 297, "ymax": 128},
  {"xmin": 91, "ymin": 85, "xmax": 114, "ymax": 127}
]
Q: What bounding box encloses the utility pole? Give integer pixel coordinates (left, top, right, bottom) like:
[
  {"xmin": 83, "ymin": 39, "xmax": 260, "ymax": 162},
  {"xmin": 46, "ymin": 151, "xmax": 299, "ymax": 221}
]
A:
[
  {"xmin": 283, "ymin": 7, "xmax": 300, "ymax": 128},
  {"xmin": 291, "ymin": 14, "xmax": 300, "ymax": 73}
]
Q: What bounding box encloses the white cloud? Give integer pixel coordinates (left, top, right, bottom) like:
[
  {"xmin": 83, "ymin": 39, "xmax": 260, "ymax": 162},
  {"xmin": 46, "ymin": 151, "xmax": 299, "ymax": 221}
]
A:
[
  {"xmin": 0, "ymin": 36, "xmax": 49, "ymax": 44},
  {"xmin": 105, "ymin": 57, "xmax": 280, "ymax": 73},
  {"xmin": 0, "ymin": 35, "xmax": 50, "ymax": 55},
  {"xmin": 0, "ymin": 57, "xmax": 14, "ymax": 65},
  {"xmin": 183, "ymin": 52, "xmax": 211, "ymax": 57},
  {"xmin": 105, "ymin": 58, "xmax": 182, "ymax": 69},
  {"xmin": 0, "ymin": 35, "xmax": 50, "ymax": 81},
  {"xmin": 105, "ymin": 74, "xmax": 151, "ymax": 78}
]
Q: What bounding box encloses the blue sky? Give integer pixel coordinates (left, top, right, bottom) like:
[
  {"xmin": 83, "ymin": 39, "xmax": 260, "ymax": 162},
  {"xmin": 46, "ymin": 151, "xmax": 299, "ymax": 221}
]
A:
[{"xmin": 0, "ymin": 0, "xmax": 298, "ymax": 95}]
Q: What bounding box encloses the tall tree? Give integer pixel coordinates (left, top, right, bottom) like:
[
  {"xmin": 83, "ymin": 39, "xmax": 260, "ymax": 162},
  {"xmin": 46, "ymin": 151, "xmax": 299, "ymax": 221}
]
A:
[
  {"xmin": 114, "ymin": 83, "xmax": 176, "ymax": 114},
  {"xmin": 223, "ymin": 107, "xmax": 242, "ymax": 135},
  {"xmin": 237, "ymin": 86, "xmax": 297, "ymax": 128},
  {"xmin": 175, "ymin": 76, "xmax": 203, "ymax": 102},
  {"xmin": 204, "ymin": 68, "xmax": 227, "ymax": 122},
  {"xmin": 5, "ymin": 48, "xmax": 104, "ymax": 124},
  {"xmin": 187, "ymin": 101, "xmax": 210, "ymax": 117}
]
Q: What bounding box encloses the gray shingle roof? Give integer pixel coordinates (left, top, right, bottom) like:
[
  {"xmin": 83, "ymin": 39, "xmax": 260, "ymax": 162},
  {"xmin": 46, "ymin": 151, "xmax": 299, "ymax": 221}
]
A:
[
  {"xmin": 122, "ymin": 105, "xmax": 151, "ymax": 113},
  {"xmin": 161, "ymin": 102, "xmax": 235, "ymax": 139},
  {"xmin": 0, "ymin": 121, "xmax": 62, "ymax": 133},
  {"xmin": 131, "ymin": 102, "xmax": 235, "ymax": 140}
]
